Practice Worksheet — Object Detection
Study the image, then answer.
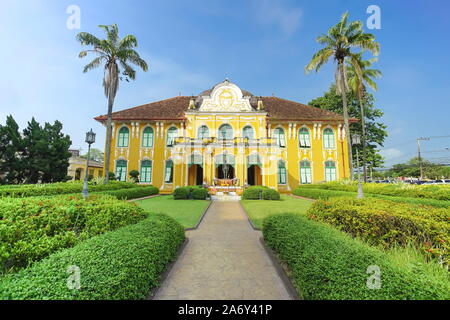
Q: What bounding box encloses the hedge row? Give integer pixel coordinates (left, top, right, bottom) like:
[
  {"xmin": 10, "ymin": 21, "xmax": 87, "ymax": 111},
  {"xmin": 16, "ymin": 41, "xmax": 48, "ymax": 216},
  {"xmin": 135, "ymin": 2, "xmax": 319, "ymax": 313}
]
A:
[
  {"xmin": 100, "ymin": 186, "xmax": 159, "ymax": 200},
  {"xmin": 173, "ymin": 186, "xmax": 208, "ymax": 200},
  {"xmin": 307, "ymin": 197, "xmax": 449, "ymax": 265},
  {"xmin": 242, "ymin": 186, "xmax": 280, "ymax": 200},
  {"xmin": 0, "ymin": 181, "xmax": 142, "ymax": 198},
  {"xmin": 263, "ymin": 214, "xmax": 450, "ymax": 300},
  {"xmin": 293, "ymin": 187, "xmax": 450, "ymax": 208},
  {"xmin": 299, "ymin": 181, "xmax": 450, "ymax": 201},
  {"xmin": 0, "ymin": 195, "xmax": 146, "ymax": 272},
  {"xmin": 0, "ymin": 215, "xmax": 185, "ymax": 300}
]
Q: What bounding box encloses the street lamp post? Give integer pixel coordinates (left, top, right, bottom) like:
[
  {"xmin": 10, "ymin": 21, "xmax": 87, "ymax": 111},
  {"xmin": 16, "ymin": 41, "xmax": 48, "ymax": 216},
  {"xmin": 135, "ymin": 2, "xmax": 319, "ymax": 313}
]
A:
[
  {"xmin": 82, "ymin": 129, "xmax": 96, "ymax": 199},
  {"xmin": 352, "ymin": 134, "xmax": 364, "ymax": 199}
]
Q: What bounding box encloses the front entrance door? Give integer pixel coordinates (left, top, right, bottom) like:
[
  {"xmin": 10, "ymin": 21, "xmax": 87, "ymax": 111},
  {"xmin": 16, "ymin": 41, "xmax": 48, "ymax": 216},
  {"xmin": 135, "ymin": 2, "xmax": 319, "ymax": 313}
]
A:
[
  {"xmin": 188, "ymin": 164, "xmax": 203, "ymax": 186},
  {"xmin": 247, "ymin": 165, "xmax": 262, "ymax": 186},
  {"xmin": 217, "ymin": 164, "xmax": 235, "ymax": 180}
]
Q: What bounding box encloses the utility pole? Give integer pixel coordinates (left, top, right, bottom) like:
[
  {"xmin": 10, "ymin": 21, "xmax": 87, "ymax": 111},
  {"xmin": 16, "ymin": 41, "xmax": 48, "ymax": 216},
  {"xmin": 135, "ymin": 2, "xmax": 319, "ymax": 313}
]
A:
[{"xmin": 417, "ymin": 137, "xmax": 431, "ymax": 180}]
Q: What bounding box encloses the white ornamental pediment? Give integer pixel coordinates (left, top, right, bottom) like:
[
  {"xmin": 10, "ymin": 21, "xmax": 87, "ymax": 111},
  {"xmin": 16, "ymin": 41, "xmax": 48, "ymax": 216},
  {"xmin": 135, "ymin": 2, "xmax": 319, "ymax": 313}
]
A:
[{"xmin": 199, "ymin": 81, "xmax": 253, "ymax": 112}]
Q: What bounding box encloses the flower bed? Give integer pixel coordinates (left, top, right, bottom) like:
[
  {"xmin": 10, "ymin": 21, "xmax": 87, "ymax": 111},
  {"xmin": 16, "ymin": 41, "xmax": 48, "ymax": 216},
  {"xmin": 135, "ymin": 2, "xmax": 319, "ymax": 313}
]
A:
[{"xmin": 0, "ymin": 215, "xmax": 185, "ymax": 300}]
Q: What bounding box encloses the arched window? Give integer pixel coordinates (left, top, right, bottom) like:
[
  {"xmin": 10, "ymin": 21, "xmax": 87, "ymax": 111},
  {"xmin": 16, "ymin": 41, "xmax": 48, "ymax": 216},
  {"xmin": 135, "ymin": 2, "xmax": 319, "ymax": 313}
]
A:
[
  {"xmin": 278, "ymin": 160, "xmax": 287, "ymax": 184},
  {"xmin": 164, "ymin": 160, "xmax": 174, "ymax": 183},
  {"xmin": 274, "ymin": 128, "xmax": 286, "ymax": 147},
  {"xmin": 198, "ymin": 125, "xmax": 210, "ymax": 139},
  {"xmin": 299, "ymin": 128, "xmax": 311, "ymax": 148},
  {"xmin": 300, "ymin": 161, "xmax": 312, "ymax": 184},
  {"xmin": 140, "ymin": 160, "xmax": 152, "ymax": 183},
  {"xmin": 323, "ymin": 128, "xmax": 335, "ymax": 149},
  {"xmin": 325, "ymin": 161, "xmax": 337, "ymax": 182},
  {"xmin": 142, "ymin": 127, "xmax": 154, "ymax": 148},
  {"xmin": 218, "ymin": 124, "xmax": 233, "ymax": 140},
  {"xmin": 166, "ymin": 127, "xmax": 178, "ymax": 147},
  {"xmin": 115, "ymin": 160, "xmax": 127, "ymax": 181},
  {"xmin": 117, "ymin": 127, "xmax": 129, "ymax": 147},
  {"xmin": 242, "ymin": 126, "xmax": 255, "ymax": 140}
]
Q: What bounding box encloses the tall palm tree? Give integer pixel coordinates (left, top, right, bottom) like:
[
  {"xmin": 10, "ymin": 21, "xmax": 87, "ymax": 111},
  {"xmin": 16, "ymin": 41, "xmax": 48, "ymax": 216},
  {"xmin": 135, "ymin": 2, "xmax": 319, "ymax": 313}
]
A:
[
  {"xmin": 347, "ymin": 53, "xmax": 382, "ymax": 182},
  {"xmin": 305, "ymin": 12, "xmax": 379, "ymax": 180},
  {"xmin": 76, "ymin": 24, "xmax": 148, "ymax": 183}
]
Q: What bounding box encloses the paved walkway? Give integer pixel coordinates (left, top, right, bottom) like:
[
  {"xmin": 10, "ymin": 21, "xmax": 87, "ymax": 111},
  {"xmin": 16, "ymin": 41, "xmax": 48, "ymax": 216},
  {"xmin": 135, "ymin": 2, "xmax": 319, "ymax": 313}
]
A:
[{"xmin": 153, "ymin": 201, "xmax": 292, "ymax": 300}]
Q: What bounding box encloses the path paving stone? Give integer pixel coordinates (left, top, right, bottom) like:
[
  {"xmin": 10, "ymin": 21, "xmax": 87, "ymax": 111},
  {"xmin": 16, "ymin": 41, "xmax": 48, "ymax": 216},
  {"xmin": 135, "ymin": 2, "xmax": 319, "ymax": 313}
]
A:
[{"xmin": 153, "ymin": 200, "xmax": 292, "ymax": 300}]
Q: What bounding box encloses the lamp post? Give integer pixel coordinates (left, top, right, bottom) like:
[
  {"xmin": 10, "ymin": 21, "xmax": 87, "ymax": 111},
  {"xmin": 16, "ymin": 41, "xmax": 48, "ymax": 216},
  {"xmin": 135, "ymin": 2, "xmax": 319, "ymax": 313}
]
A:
[
  {"xmin": 82, "ymin": 129, "xmax": 96, "ymax": 199},
  {"xmin": 352, "ymin": 134, "xmax": 364, "ymax": 199}
]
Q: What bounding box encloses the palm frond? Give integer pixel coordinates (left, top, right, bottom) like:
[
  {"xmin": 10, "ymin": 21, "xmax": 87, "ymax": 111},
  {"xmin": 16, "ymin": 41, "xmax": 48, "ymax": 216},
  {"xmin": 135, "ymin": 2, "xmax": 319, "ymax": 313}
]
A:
[
  {"xmin": 119, "ymin": 35, "xmax": 138, "ymax": 49},
  {"xmin": 83, "ymin": 56, "xmax": 107, "ymax": 73},
  {"xmin": 305, "ymin": 47, "xmax": 334, "ymax": 73},
  {"xmin": 76, "ymin": 32, "xmax": 102, "ymax": 47}
]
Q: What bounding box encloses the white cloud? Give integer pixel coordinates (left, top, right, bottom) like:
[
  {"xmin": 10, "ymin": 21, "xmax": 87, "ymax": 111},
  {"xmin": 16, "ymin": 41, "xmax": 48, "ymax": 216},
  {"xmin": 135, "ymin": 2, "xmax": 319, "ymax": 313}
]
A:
[
  {"xmin": 254, "ymin": 0, "xmax": 303, "ymax": 36},
  {"xmin": 380, "ymin": 148, "xmax": 404, "ymax": 163}
]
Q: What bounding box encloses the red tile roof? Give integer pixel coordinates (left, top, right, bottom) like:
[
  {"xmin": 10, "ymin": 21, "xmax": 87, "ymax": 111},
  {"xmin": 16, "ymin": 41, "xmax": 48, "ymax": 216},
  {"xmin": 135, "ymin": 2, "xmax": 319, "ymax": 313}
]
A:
[{"xmin": 94, "ymin": 95, "xmax": 356, "ymax": 123}]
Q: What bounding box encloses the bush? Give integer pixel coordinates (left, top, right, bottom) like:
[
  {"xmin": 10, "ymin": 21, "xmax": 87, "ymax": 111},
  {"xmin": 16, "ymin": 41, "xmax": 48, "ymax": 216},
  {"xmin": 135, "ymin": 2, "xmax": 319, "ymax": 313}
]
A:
[
  {"xmin": 0, "ymin": 194, "xmax": 146, "ymax": 272},
  {"xmin": 100, "ymin": 186, "xmax": 159, "ymax": 200},
  {"xmin": 173, "ymin": 187, "xmax": 190, "ymax": 200},
  {"xmin": 0, "ymin": 181, "xmax": 141, "ymax": 198},
  {"xmin": 263, "ymin": 214, "xmax": 450, "ymax": 300},
  {"xmin": 307, "ymin": 197, "xmax": 450, "ymax": 265},
  {"xmin": 242, "ymin": 186, "xmax": 280, "ymax": 200},
  {"xmin": 192, "ymin": 188, "xmax": 208, "ymax": 200},
  {"xmin": 262, "ymin": 188, "xmax": 281, "ymax": 200},
  {"xmin": 129, "ymin": 170, "xmax": 140, "ymax": 183},
  {"xmin": 0, "ymin": 215, "xmax": 185, "ymax": 300}
]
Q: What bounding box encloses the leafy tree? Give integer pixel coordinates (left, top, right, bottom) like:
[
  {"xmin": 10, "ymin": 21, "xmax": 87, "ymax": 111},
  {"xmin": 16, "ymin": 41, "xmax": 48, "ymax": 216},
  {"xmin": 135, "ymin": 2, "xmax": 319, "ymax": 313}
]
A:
[
  {"xmin": 385, "ymin": 157, "xmax": 450, "ymax": 179},
  {"xmin": 81, "ymin": 148, "xmax": 104, "ymax": 162},
  {"xmin": 309, "ymin": 84, "xmax": 387, "ymax": 170},
  {"xmin": 0, "ymin": 116, "xmax": 24, "ymax": 184},
  {"xmin": 346, "ymin": 53, "xmax": 382, "ymax": 181},
  {"xmin": 305, "ymin": 12, "xmax": 380, "ymax": 179},
  {"xmin": 77, "ymin": 24, "xmax": 148, "ymax": 183}
]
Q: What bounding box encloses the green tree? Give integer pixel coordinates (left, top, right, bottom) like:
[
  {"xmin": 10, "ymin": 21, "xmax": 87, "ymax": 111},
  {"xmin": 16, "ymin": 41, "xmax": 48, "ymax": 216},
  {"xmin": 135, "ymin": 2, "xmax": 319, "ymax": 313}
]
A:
[
  {"xmin": 81, "ymin": 148, "xmax": 104, "ymax": 162},
  {"xmin": 22, "ymin": 118, "xmax": 48, "ymax": 184},
  {"xmin": 305, "ymin": 12, "xmax": 379, "ymax": 179},
  {"xmin": 309, "ymin": 84, "xmax": 387, "ymax": 171},
  {"xmin": 347, "ymin": 53, "xmax": 382, "ymax": 181},
  {"xmin": 77, "ymin": 24, "xmax": 148, "ymax": 183},
  {"xmin": 0, "ymin": 116, "xmax": 24, "ymax": 184}
]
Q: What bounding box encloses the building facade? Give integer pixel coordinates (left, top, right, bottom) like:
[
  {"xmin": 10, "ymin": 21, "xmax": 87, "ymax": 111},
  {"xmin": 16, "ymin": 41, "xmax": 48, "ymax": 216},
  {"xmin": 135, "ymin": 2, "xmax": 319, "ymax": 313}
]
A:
[
  {"xmin": 95, "ymin": 80, "xmax": 354, "ymax": 193},
  {"xmin": 67, "ymin": 149, "xmax": 104, "ymax": 181}
]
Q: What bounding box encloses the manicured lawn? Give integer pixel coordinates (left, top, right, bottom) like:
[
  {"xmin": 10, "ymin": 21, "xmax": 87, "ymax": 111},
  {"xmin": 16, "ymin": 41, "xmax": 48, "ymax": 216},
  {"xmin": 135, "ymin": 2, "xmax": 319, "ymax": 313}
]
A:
[
  {"xmin": 241, "ymin": 194, "xmax": 313, "ymax": 229},
  {"xmin": 136, "ymin": 195, "xmax": 210, "ymax": 228}
]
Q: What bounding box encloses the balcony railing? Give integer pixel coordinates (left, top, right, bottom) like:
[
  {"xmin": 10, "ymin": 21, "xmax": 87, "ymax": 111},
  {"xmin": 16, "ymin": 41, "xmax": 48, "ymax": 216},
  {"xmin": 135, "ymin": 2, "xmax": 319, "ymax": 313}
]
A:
[{"xmin": 173, "ymin": 137, "xmax": 277, "ymax": 147}]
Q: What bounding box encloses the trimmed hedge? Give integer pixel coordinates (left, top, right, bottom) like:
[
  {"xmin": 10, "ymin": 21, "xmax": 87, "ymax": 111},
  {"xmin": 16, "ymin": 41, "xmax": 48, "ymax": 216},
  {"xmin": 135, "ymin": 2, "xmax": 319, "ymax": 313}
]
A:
[
  {"xmin": 0, "ymin": 181, "xmax": 141, "ymax": 198},
  {"xmin": 173, "ymin": 186, "xmax": 208, "ymax": 200},
  {"xmin": 0, "ymin": 215, "xmax": 185, "ymax": 300},
  {"xmin": 299, "ymin": 182, "xmax": 450, "ymax": 201},
  {"xmin": 100, "ymin": 186, "xmax": 159, "ymax": 200},
  {"xmin": 242, "ymin": 186, "xmax": 280, "ymax": 200},
  {"xmin": 307, "ymin": 197, "xmax": 449, "ymax": 265},
  {"xmin": 263, "ymin": 214, "xmax": 450, "ymax": 300},
  {"xmin": 0, "ymin": 195, "xmax": 146, "ymax": 272}
]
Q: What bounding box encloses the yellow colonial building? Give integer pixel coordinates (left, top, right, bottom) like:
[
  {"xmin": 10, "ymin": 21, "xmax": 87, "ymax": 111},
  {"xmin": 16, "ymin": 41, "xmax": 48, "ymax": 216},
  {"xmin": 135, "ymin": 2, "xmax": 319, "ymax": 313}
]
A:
[{"xmin": 95, "ymin": 80, "xmax": 353, "ymax": 194}]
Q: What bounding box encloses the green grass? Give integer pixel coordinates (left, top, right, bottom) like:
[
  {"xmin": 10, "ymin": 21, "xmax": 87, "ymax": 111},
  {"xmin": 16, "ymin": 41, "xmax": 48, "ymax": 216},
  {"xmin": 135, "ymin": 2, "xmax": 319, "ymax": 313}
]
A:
[
  {"xmin": 241, "ymin": 194, "xmax": 313, "ymax": 229},
  {"xmin": 136, "ymin": 195, "xmax": 210, "ymax": 228}
]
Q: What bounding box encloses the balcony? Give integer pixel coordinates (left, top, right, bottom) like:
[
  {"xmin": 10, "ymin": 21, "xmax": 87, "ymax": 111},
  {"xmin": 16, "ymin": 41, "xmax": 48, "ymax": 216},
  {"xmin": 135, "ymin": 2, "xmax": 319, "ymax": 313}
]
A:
[{"xmin": 173, "ymin": 137, "xmax": 276, "ymax": 147}]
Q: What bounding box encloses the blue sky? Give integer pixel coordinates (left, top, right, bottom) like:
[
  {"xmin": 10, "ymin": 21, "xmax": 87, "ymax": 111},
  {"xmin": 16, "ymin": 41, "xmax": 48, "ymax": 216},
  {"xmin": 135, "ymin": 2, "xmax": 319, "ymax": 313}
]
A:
[{"xmin": 1, "ymin": 0, "xmax": 449, "ymax": 167}]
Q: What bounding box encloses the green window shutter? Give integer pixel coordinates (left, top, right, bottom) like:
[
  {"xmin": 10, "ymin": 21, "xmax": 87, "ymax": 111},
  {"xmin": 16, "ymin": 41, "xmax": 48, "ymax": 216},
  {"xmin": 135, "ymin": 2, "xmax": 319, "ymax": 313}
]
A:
[
  {"xmin": 141, "ymin": 160, "xmax": 152, "ymax": 183},
  {"xmin": 299, "ymin": 128, "xmax": 311, "ymax": 148},
  {"xmin": 142, "ymin": 127, "xmax": 154, "ymax": 148},
  {"xmin": 325, "ymin": 161, "xmax": 336, "ymax": 182},
  {"xmin": 118, "ymin": 127, "xmax": 129, "ymax": 147},
  {"xmin": 219, "ymin": 124, "xmax": 233, "ymax": 140},
  {"xmin": 278, "ymin": 161, "xmax": 287, "ymax": 184},
  {"xmin": 198, "ymin": 126, "xmax": 209, "ymax": 139},
  {"xmin": 300, "ymin": 161, "xmax": 312, "ymax": 184},
  {"xmin": 116, "ymin": 160, "xmax": 127, "ymax": 182},
  {"xmin": 243, "ymin": 126, "xmax": 254, "ymax": 139},
  {"xmin": 275, "ymin": 128, "xmax": 286, "ymax": 147},
  {"xmin": 164, "ymin": 160, "xmax": 173, "ymax": 183},
  {"xmin": 166, "ymin": 127, "xmax": 178, "ymax": 146},
  {"xmin": 323, "ymin": 129, "xmax": 335, "ymax": 149}
]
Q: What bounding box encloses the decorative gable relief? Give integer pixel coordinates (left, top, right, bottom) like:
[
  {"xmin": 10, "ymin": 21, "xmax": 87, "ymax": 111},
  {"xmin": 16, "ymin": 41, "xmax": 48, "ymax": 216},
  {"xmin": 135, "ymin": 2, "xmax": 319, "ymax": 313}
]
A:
[{"xmin": 199, "ymin": 80, "xmax": 253, "ymax": 112}]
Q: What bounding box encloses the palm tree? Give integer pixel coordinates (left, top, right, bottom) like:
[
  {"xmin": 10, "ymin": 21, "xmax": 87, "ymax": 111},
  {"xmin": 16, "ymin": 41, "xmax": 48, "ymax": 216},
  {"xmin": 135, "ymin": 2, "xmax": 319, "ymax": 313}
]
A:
[
  {"xmin": 76, "ymin": 24, "xmax": 148, "ymax": 183},
  {"xmin": 347, "ymin": 53, "xmax": 382, "ymax": 182},
  {"xmin": 305, "ymin": 12, "xmax": 379, "ymax": 180}
]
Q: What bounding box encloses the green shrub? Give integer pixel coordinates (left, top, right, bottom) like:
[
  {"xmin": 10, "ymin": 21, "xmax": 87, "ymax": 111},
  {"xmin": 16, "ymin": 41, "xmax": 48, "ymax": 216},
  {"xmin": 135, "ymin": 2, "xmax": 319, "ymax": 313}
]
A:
[
  {"xmin": 243, "ymin": 186, "xmax": 279, "ymax": 200},
  {"xmin": 0, "ymin": 181, "xmax": 141, "ymax": 198},
  {"xmin": 0, "ymin": 215, "xmax": 185, "ymax": 300},
  {"xmin": 192, "ymin": 188, "xmax": 208, "ymax": 200},
  {"xmin": 262, "ymin": 188, "xmax": 280, "ymax": 200},
  {"xmin": 0, "ymin": 195, "xmax": 146, "ymax": 272},
  {"xmin": 307, "ymin": 197, "xmax": 450, "ymax": 265},
  {"xmin": 100, "ymin": 186, "xmax": 159, "ymax": 200},
  {"xmin": 263, "ymin": 214, "xmax": 450, "ymax": 300},
  {"xmin": 173, "ymin": 187, "xmax": 189, "ymax": 200}
]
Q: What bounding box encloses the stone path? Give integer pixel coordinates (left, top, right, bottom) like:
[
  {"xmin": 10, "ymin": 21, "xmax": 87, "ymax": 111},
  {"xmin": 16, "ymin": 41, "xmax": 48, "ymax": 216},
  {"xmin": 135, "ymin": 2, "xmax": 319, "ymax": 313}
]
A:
[{"xmin": 153, "ymin": 200, "xmax": 292, "ymax": 300}]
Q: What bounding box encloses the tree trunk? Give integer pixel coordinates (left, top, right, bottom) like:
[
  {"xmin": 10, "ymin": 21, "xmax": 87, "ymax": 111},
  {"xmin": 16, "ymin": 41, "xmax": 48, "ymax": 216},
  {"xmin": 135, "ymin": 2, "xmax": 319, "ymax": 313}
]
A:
[
  {"xmin": 339, "ymin": 62, "xmax": 354, "ymax": 180},
  {"xmin": 359, "ymin": 97, "xmax": 368, "ymax": 182},
  {"xmin": 103, "ymin": 97, "xmax": 114, "ymax": 184}
]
